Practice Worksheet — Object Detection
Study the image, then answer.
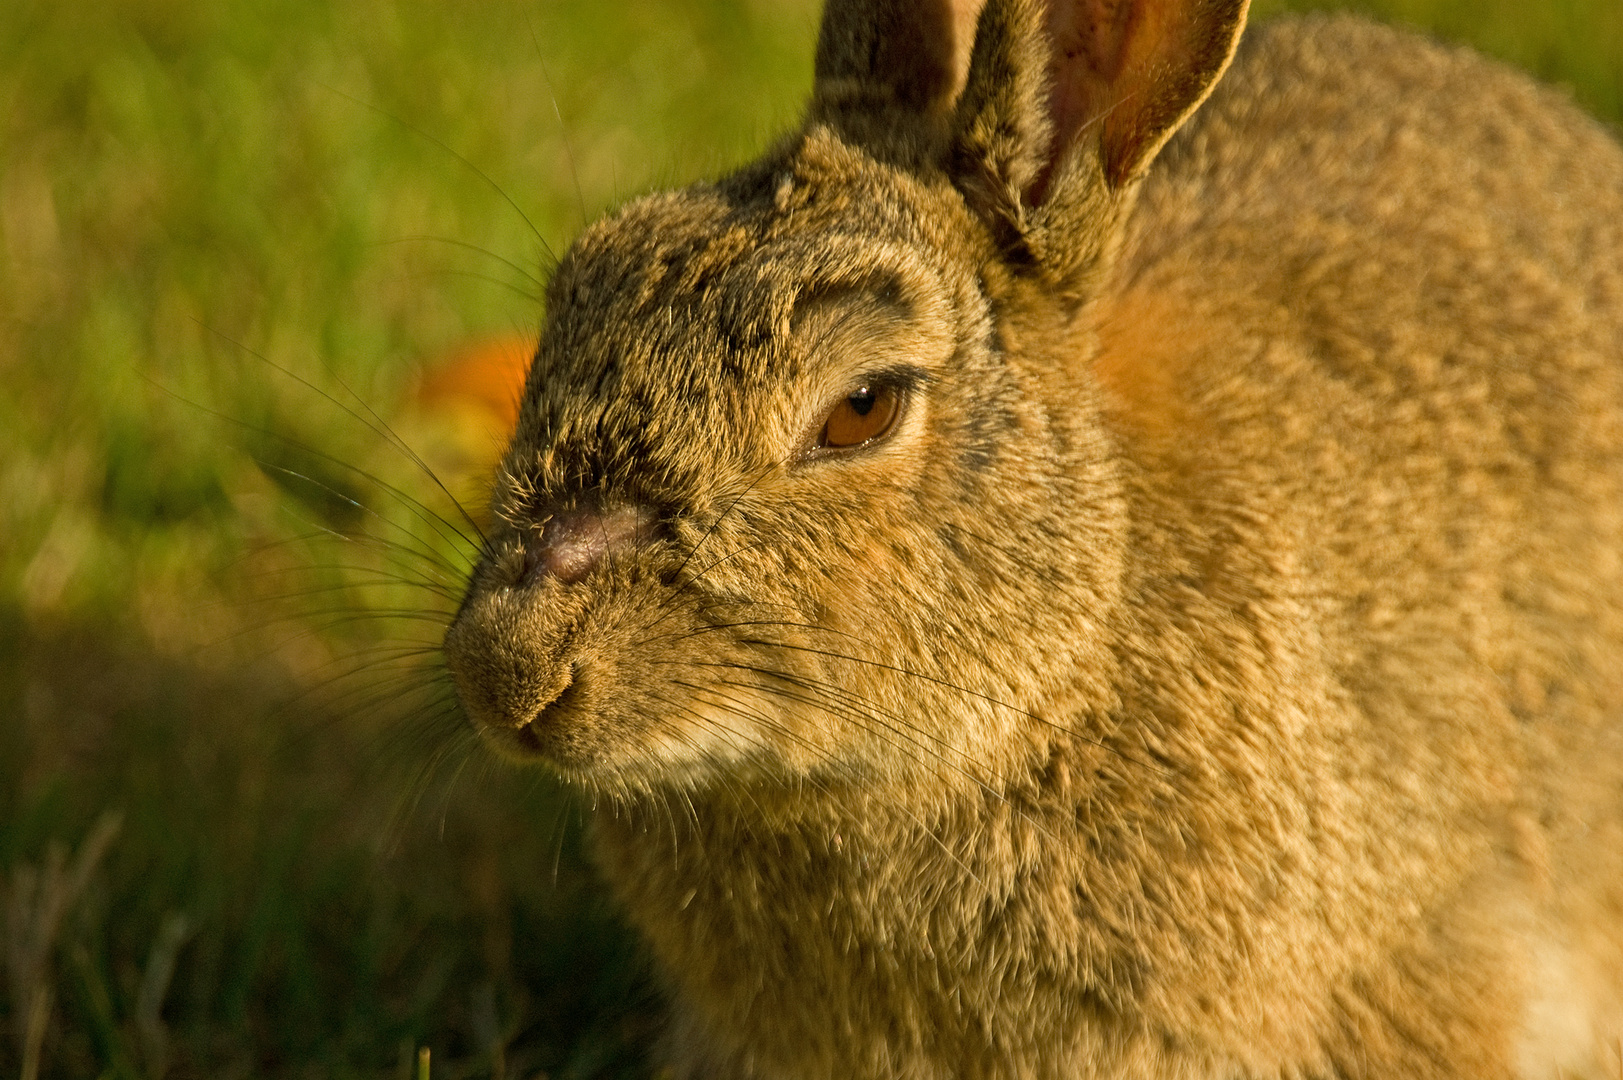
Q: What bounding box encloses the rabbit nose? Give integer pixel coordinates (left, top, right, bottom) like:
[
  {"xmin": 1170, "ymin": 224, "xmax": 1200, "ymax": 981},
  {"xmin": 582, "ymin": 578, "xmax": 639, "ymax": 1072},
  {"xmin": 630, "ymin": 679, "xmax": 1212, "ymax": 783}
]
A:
[{"xmin": 524, "ymin": 505, "xmax": 657, "ymax": 585}]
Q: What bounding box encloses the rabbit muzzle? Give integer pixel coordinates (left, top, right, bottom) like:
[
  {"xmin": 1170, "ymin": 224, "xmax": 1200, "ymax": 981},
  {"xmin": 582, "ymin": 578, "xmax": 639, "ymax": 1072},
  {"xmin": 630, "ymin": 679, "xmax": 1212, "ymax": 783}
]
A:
[{"xmin": 443, "ymin": 501, "xmax": 665, "ymax": 763}]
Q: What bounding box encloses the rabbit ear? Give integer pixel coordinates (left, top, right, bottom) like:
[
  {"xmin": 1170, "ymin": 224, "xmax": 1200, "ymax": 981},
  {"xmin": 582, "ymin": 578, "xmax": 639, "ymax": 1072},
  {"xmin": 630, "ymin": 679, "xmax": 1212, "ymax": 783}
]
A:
[
  {"xmin": 811, "ymin": 0, "xmax": 1248, "ymax": 254},
  {"xmin": 811, "ymin": 0, "xmax": 988, "ymax": 154},
  {"xmin": 953, "ymin": 0, "xmax": 1249, "ymax": 211}
]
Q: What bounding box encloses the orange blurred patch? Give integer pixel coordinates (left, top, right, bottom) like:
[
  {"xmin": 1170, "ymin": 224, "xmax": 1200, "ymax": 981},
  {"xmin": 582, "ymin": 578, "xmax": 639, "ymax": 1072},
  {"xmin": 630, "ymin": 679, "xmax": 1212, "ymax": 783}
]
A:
[
  {"xmin": 415, "ymin": 334, "xmax": 535, "ymax": 435},
  {"xmin": 405, "ymin": 334, "xmax": 536, "ymax": 523}
]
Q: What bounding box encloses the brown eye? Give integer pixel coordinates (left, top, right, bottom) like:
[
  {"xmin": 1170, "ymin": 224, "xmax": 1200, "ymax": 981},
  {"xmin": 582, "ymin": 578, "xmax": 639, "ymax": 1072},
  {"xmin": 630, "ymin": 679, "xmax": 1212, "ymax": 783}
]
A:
[{"xmin": 818, "ymin": 384, "xmax": 901, "ymax": 450}]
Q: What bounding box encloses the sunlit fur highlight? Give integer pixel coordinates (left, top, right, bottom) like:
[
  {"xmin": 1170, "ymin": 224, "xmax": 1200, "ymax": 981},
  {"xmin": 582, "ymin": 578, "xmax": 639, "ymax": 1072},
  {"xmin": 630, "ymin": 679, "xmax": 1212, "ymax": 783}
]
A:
[{"xmin": 440, "ymin": 0, "xmax": 1623, "ymax": 1076}]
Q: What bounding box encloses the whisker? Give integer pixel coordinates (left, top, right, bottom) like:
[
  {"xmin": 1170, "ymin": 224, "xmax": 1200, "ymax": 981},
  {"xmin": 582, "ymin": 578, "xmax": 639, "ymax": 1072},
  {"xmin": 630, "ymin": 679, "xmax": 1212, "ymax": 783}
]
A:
[
  {"xmin": 545, "ymin": 784, "xmax": 579, "ymax": 887},
  {"xmin": 647, "ymin": 688, "xmax": 833, "ymax": 823},
  {"xmin": 655, "ymin": 464, "xmax": 779, "ymax": 614},
  {"xmin": 231, "ymin": 565, "xmax": 464, "ymax": 607},
  {"xmin": 153, "ymin": 369, "xmax": 482, "ymax": 568},
  {"xmin": 265, "ymin": 491, "xmax": 471, "ymax": 590},
  {"xmin": 388, "ymin": 266, "xmax": 544, "ymax": 305},
  {"xmin": 724, "ymin": 640, "xmax": 1163, "ymax": 776},
  {"xmin": 633, "ymin": 540, "xmax": 783, "ymax": 642},
  {"xmin": 375, "ymin": 235, "xmax": 548, "ymax": 292},
  {"xmin": 206, "ymin": 328, "xmax": 491, "ymax": 552},
  {"xmin": 236, "ymin": 522, "xmax": 470, "ymax": 586},
  {"xmin": 320, "ymin": 82, "xmax": 557, "ymax": 268},
  {"xmin": 669, "ymin": 679, "xmax": 984, "ymax": 886},
  {"xmin": 710, "ymin": 671, "xmax": 1006, "ymax": 799},
  {"xmin": 526, "ymin": 14, "xmax": 588, "ymax": 230}
]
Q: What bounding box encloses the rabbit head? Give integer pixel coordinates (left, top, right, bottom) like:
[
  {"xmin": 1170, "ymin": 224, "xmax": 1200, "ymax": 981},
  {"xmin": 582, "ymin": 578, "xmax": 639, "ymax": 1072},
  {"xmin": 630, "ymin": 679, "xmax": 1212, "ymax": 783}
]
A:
[{"xmin": 442, "ymin": 0, "xmax": 1250, "ymax": 796}]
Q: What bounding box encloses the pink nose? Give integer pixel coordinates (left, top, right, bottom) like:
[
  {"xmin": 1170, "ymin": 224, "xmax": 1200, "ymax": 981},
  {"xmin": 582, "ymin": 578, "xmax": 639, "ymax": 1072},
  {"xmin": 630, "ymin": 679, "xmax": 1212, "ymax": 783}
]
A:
[{"xmin": 525, "ymin": 505, "xmax": 656, "ymax": 584}]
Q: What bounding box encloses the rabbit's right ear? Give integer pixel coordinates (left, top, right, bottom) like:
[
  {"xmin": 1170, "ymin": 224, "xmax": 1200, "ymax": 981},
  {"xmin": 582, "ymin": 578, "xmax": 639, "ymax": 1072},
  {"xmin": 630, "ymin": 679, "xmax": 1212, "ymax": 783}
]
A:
[
  {"xmin": 951, "ymin": 0, "xmax": 1249, "ymax": 206},
  {"xmin": 813, "ymin": 0, "xmax": 1248, "ymax": 272}
]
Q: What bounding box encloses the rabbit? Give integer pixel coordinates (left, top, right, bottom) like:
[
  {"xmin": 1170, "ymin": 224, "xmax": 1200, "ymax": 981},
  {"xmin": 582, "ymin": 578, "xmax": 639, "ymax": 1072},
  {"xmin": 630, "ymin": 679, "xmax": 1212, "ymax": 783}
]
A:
[{"xmin": 441, "ymin": 0, "xmax": 1623, "ymax": 1076}]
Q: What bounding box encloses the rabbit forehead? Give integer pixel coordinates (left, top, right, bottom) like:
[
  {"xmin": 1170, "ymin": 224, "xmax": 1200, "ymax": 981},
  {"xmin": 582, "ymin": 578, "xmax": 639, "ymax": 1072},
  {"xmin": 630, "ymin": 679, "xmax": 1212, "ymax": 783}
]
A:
[
  {"xmin": 546, "ymin": 149, "xmax": 973, "ymax": 330},
  {"xmin": 516, "ymin": 167, "xmax": 979, "ymax": 498}
]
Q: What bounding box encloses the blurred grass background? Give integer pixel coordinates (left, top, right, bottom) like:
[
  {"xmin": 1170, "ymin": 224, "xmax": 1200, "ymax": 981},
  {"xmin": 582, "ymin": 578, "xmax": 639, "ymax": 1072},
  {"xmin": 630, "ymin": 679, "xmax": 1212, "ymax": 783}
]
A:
[{"xmin": 0, "ymin": 0, "xmax": 1618, "ymax": 1076}]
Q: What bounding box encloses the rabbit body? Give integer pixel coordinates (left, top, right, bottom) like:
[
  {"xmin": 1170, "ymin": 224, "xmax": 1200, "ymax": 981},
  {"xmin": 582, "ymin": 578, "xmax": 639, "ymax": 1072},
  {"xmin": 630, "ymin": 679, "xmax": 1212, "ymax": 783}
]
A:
[{"xmin": 445, "ymin": 4, "xmax": 1623, "ymax": 1078}]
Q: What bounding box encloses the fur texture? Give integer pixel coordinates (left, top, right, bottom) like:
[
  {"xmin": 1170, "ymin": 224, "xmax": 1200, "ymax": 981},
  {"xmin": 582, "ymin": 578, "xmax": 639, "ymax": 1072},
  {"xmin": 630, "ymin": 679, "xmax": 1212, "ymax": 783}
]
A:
[{"xmin": 443, "ymin": 1, "xmax": 1623, "ymax": 1075}]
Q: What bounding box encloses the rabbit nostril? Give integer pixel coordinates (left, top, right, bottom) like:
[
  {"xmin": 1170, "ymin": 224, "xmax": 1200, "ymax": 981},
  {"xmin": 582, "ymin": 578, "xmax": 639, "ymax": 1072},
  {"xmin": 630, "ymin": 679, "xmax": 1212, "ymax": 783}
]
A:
[{"xmin": 523, "ymin": 504, "xmax": 657, "ymax": 585}]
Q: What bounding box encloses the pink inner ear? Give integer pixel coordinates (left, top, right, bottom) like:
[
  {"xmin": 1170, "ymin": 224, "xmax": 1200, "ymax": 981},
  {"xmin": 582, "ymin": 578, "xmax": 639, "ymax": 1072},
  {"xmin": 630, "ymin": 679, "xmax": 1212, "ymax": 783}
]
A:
[
  {"xmin": 1039, "ymin": 0, "xmax": 1244, "ymax": 193},
  {"xmin": 1047, "ymin": 0, "xmax": 1134, "ymax": 100}
]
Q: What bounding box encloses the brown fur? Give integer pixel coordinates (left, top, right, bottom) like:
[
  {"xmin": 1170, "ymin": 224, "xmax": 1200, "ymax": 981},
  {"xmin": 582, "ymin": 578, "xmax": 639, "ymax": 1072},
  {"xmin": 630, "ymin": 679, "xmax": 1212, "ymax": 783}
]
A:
[{"xmin": 442, "ymin": 1, "xmax": 1623, "ymax": 1075}]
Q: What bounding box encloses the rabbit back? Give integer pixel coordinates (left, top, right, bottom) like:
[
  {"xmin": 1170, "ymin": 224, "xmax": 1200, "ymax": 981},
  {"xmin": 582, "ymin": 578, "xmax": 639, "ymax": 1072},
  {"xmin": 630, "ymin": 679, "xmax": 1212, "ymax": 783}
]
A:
[{"xmin": 1093, "ymin": 15, "xmax": 1623, "ymax": 1071}]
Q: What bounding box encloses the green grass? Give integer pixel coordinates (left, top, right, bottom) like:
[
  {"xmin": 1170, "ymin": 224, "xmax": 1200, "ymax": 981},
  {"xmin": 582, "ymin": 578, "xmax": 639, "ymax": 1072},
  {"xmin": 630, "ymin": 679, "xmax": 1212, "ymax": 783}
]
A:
[{"xmin": 1, "ymin": 1, "xmax": 1619, "ymax": 1076}]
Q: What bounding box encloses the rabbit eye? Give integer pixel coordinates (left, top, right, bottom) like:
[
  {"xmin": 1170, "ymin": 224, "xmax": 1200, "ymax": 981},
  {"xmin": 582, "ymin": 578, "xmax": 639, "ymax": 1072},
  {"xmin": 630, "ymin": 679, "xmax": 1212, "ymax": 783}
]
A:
[{"xmin": 818, "ymin": 384, "xmax": 901, "ymax": 450}]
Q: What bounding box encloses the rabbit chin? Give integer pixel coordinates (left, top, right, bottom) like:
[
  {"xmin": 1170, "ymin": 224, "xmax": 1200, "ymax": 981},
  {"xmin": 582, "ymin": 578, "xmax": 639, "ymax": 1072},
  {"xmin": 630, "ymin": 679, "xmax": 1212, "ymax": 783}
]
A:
[{"xmin": 468, "ymin": 661, "xmax": 986, "ymax": 795}]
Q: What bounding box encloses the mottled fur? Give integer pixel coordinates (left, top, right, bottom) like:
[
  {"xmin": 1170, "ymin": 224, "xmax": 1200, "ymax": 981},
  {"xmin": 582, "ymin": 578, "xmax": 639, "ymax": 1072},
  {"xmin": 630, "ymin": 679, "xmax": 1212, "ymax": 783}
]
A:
[{"xmin": 443, "ymin": 1, "xmax": 1623, "ymax": 1076}]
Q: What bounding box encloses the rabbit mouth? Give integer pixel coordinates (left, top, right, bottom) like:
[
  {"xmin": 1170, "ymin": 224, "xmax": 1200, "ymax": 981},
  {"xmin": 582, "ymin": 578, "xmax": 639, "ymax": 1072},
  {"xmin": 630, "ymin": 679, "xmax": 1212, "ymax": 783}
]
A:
[
  {"xmin": 460, "ymin": 638, "xmax": 734, "ymax": 781},
  {"xmin": 468, "ymin": 658, "xmax": 603, "ymax": 767},
  {"xmin": 503, "ymin": 669, "xmax": 583, "ymax": 759}
]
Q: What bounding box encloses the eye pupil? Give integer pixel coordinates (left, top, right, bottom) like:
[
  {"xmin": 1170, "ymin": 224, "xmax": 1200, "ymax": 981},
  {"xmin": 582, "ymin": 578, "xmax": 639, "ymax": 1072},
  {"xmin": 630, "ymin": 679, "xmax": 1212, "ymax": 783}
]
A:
[{"xmin": 816, "ymin": 382, "xmax": 901, "ymax": 452}]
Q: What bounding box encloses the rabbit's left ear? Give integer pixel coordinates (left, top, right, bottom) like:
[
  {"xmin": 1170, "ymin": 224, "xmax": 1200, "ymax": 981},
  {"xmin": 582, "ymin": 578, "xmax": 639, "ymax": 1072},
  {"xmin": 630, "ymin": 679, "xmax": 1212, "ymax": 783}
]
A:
[
  {"xmin": 952, "ymin": 0, "xmax": 1251, "ymax": 219},
  {"xmin": 811, "ymin": 0, "xmax": 987, "ymax": 152}
]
